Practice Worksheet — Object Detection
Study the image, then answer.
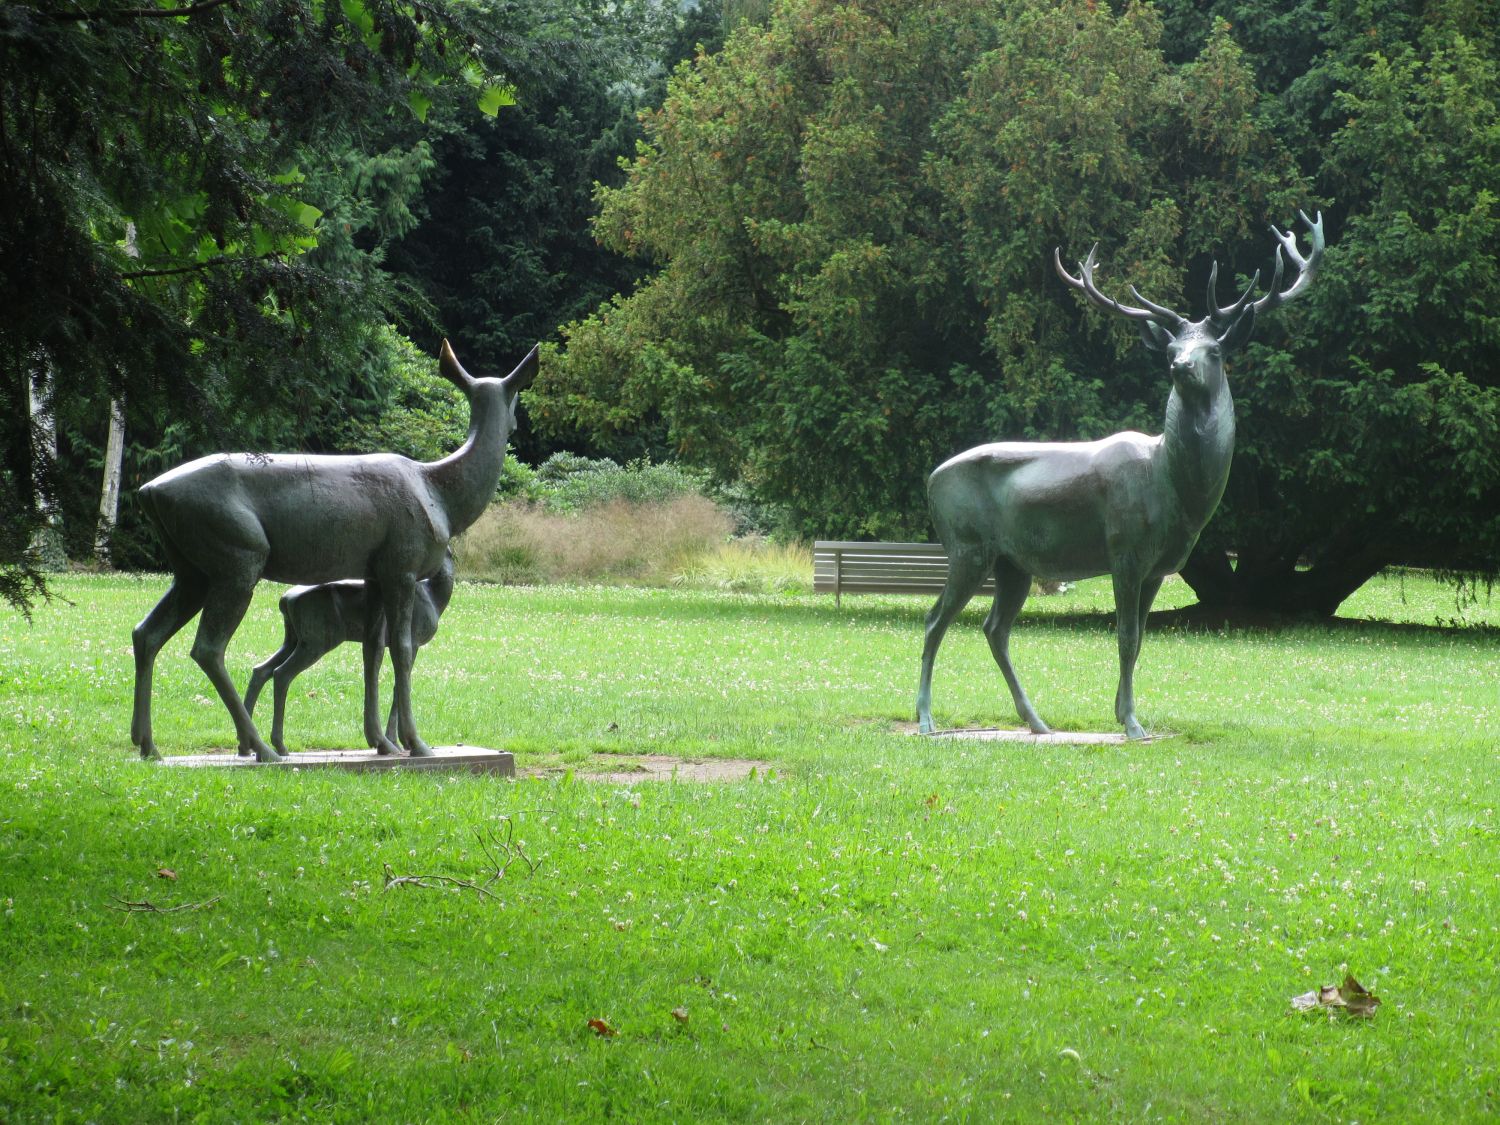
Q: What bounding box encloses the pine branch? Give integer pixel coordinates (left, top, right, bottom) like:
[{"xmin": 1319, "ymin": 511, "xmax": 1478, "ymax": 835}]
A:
[
  {"xmin": 120, "ymin": 252, "xmax": 283, "ymax": 281},
  {"xmin": 48, "ymin": 0, "xmax": 236, "ymax": 22}
]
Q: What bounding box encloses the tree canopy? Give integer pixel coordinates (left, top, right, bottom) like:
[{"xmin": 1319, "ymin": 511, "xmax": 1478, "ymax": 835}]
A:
[
  {"xmin": 536, "ymin": 0, "xmax": 1500, "ymax": 613},
  {"xmin": 6, "ymin": 0, "xmax": 1497, "ymax": 617},
  {"xmin": 0, "ymin": 0, "xmax": 581, "ymax": 608}
]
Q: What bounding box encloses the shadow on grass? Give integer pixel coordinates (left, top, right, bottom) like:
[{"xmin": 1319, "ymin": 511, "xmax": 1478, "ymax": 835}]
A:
[{"xmin": 575, "ymin": 587, "xmax": 1500, "ymax": 642}]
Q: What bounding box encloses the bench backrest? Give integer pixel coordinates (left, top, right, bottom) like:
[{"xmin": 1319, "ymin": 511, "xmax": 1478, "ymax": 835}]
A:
[{"xmin": 813, "ymin": 541, "xmax": 996, "ymax": 602}]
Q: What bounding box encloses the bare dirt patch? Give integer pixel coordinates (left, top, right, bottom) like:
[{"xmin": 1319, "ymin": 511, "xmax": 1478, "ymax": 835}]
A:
[{"xmin": 521, "ymin": 755, "xmax": 773, "ymax": 783}]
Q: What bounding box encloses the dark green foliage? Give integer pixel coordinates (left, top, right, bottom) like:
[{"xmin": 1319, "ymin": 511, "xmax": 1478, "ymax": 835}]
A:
[
  {"xmin": 332, "ymin": 328, "xmax": 469, "ymax": 464},
  {"xmin": 1159, "ymin": 0, "xmax": 1500, "ymax": 612},
  {"xmin": 539, "ymin": 0, "xmax": 1500, "ymax": 610},
  {"xmin": 1, "ymin": 0, "xmax": 576, "ymax": 597},
  {"xmin": 537, "ymin": 0, "xmax": 1295, "ymax": 540},
  {"xmin": 386, "ymin": 0, "xmax": 723, "ymax": 465}
]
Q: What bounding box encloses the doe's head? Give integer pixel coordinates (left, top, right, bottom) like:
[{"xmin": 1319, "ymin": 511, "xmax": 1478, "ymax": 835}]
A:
[{"xmin": 438, "ymin": 340, "xmax": 539, "ymax": 435}]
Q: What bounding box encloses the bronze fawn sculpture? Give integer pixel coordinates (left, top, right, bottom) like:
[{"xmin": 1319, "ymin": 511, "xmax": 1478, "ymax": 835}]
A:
[
  {"xmin": 917, "ymin": 213, "xmax": 1323, "ymax": 739},
  {"xmin": 131, "ymin": 341, "xmax": 536, "ymax": 762},
  {"xmin": 243, "ymin": 550, "xmax": 455, "ymax": 757}
]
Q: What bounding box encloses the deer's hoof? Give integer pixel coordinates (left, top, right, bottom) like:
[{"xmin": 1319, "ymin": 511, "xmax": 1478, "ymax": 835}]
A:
[
  {"xmin": 407, "ymin": 740, "xmax": 434, "ymax": 758},
  {"xmin": 1124, "ymin": 718, "xmax": 1147, "ymax": 741}
]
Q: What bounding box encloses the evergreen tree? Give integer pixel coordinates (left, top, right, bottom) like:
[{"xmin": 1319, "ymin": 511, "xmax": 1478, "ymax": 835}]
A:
[
  {"xmin": 0, "ymin": 0, "xmax": 575, "ymax": 607},
  {"xmin": 537, "ymin": 0, "xmax": 1500, "ymax": 612}
]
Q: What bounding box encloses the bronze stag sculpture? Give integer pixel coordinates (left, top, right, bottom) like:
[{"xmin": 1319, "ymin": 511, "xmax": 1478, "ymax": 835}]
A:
[{"xmin": 917, "ymin": 213, "xmax": 1324, "ymax": 739}]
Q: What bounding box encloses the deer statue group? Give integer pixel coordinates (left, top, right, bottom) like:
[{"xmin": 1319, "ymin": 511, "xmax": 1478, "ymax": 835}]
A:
[
  {"xmin": 917, "ymin": 213, "xmax": 1324, "ymax": 739},
  {"xmin": 243, "ymin": 549, "xmax": 456, "ymax": 758},
  {"xmin": 131, "ymin": 341, "xmax": 535, "ymax": 762}
]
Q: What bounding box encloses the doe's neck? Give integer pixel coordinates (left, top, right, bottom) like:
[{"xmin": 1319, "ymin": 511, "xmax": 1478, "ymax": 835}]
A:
[{"xmin": 424, "ymin": 387, "xmax": 510, "ymax": 535}]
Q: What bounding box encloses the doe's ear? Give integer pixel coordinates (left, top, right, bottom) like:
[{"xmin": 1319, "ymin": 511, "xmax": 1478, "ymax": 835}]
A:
[
  {"xmin": 1216, "ymin": 307, "xmax": 1257, "ymax": 353},
  {"xmin": 1138, "ymin": 320, "xmax": 1175, "ymax": 353},
  {"xmin": 438, "ymin": 339, "xmax": 477, "ymax": 392},
  {"xmin": 504, "ymin": 344, "xmax": 541, "ymax": 393}
]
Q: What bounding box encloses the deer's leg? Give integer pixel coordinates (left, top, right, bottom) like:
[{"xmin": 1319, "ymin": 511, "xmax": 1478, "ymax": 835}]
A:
[
  {"xmin": 362, "ymin": 610, "xmax": 401, "ymax": 756},
  {"xmin": 983, "ymin": 559, "xmax": 1050, "ymax": 735},
  {"xmin": 190, "ymin": 581, "xmax": 281, "ymax": 762},
  {"xmin": 267, "ymin": 640, "xmax": 333, "ymax": 757},
  {"xmin": 243, "ymin": 623, "xmax": 296, "ymax": 730},
  {"xmin": 917, "ymin": 548, "xmax": 988, "ymax": 734},
  {"xmin": 1111, "ymin": 572, "xmax": 1161, "ymax": 741},
  {"xmin": 383, "ymin": 580, "xmax": 432, "ymax": 756},
  {"xmin": 131, "ymin": 573, "xmax": 208, "ymax": 760},
  {"xmin": 385, "ymin": 649, "xmax": 418, "ymax": 745}
]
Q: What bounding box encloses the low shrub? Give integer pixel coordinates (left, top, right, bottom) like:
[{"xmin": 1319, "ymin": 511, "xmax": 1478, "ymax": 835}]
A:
[{"xmin": 533, "ymin": 454, "xmax": 707, "ymax": 513}]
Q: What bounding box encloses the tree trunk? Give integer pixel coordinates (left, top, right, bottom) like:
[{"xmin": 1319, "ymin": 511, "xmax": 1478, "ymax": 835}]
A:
[
  {"xmin": 1181, "ymin": 540, "xmax": 1390, "ymax": 619},
  {"xmin": 95, "ymin": 397, "xmax": 126, "ymax": 565},
  {"xmin": 27, "ymin": 356, "xmax": 66, "ymax": 571}
]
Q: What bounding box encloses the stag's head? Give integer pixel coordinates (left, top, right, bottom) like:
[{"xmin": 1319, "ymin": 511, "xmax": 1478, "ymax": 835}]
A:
[
  {"xmin": 1054, "ymin": 212, "xmax": 1324, "ymax": 399},
  {"xmin": 438, "ymin": 339, "xmax": 539, "ymax": 440}
]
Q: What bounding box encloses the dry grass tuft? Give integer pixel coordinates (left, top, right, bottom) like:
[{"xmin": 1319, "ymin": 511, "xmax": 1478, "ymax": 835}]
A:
[{"xmin": 456, "ymin": 495, "xmax": 733, "ymax": 586}]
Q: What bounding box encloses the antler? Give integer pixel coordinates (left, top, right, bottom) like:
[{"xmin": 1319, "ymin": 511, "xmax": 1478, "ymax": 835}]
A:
[
  {"xmin": 1206, "ymin": 261, "xmax": 1261, "ymax": 329},
  {"xmin": 1209, "ymin": 210, "xmax": 1324, "ymax": 330},
  {"xmin": 1053, "ymin": 245, "xmax": 1186, "ymax": 332},
  {"xmin": 1253, "ymin": 209, "xmax": 1324, "ymax": 315}
]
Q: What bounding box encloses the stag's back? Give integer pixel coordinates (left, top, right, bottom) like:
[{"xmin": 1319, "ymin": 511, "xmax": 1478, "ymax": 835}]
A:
[{"xmin": 928, "ymin": 434, "xmax": 1160, "ymax": 580}]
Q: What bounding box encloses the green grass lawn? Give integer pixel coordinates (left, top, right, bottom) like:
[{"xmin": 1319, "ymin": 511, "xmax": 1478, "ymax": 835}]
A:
[{"xmin": 1, "ymin": 572, "xmax": 1496, "ymax": 1121}]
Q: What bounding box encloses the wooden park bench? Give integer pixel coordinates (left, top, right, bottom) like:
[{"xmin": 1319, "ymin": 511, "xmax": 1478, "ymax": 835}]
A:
[{"xmin": 813, "ymin": 541, "xmax": 996, "ymax": 606}]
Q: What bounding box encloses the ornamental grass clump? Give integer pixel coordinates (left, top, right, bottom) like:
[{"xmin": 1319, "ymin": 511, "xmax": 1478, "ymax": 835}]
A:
[{"xmin": 457, "ymin": 494, "xmax": 731, "ymax": 586}]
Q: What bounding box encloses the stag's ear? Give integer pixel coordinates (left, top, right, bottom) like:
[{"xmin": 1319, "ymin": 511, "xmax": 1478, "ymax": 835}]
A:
[
  {"xmin": 1138, "ymin": 320, "xmax": 1175, "ymax": 353},
  {"xmin": 438, "ymin": 340, "xmax": 477, "ymax": 392},
  {"xmin": 503, "ymin": 344, "xmax": 541, "ymax": 393},
  {"xmin": 1216, "ymin": 307, "xmax": 1257, "ymax": 352}
]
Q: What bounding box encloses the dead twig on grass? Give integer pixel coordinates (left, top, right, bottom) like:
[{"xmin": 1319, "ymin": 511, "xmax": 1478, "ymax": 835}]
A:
[
  {"xmin": 381, "ymin": 865, "xmax": 503, "ymax": 901},
  {"xmin": 111, "ymin": 895, "xmax": 222, "ymax": 914},
  {"xmin": 381, "ymin": 819, "xmax": 540, "ymax": 902},
  {"xmin": 475, "ymin": 817, "xmax": 540, "ymax": 880}
]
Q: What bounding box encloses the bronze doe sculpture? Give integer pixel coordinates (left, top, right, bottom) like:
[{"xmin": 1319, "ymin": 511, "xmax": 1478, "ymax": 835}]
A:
[
  {"xmin": 243, "ymin": 549, "xmax": 455, "ymax": 758},
  {"xmin": 131, "ymin": 341, "xmax": 536, "ymax": 762},
  {"xmin": 916, "ymin": 213, "xmax": 1324, "ymax": 739}
]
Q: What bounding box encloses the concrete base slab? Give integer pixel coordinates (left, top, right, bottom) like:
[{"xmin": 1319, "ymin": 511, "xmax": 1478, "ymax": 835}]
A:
[
  {"xmin": 921, "ymin": 727, "xmax": 1166, "ymax": 745},
  {"xmin": 156, "ymin": 746, "xmax": 516, "ymax": 776}
]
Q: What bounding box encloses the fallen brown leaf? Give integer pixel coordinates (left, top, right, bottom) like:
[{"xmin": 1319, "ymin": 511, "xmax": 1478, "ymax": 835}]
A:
[
  {"xmin": 1291, "ymin": 975, "xmax": 1380, "ymax": 1018},
  {"xmin": 156, "ymin": 867, "xmax": 178, "ymax": 881},
  {"xmin": 588, "ymin": 1017, "xmax": 618, "ymax": 1038},
  {"xmin": 670, "ymin": 1006, "xmax": 689, "ymax": 1024},
  {"xmin": 1337, "ymin": 975, "xmax": 1380, "ymax": 1017}
]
